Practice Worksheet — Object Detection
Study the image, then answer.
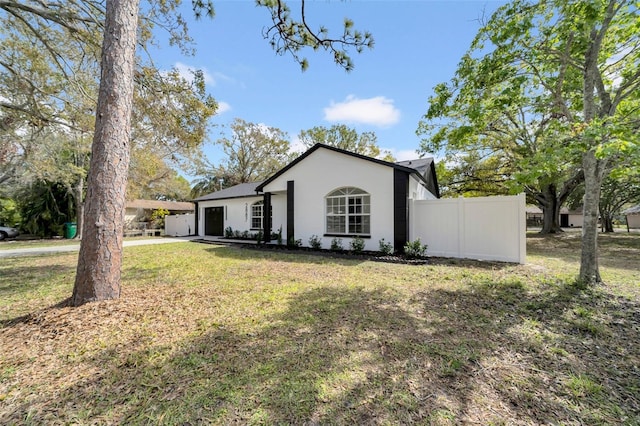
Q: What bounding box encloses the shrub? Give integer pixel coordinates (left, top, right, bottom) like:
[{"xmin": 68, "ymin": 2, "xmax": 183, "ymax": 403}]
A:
[
  {"xmin": 309, "ymin": 234, "xmax": 322, "ymax": 250},
  {"xmin": 379, "ymin": 238, "xmax": 393, "ymax": 255},
  {"xmin": 287, "ymin": 237, "xmax": 302, "ymax": 248},
  {"xmin": 350, "ymin": 236, "xmax": 365, "ymax": 253},
  {"xmin": 224, "ymin": 226, "xmax": 234, "ymax": 238},
  {"xmin": 242, "ymin": 230, "xmax": 250, "ymax": 239},
  {"xmin": 256, "ymin": 230, "xmax": 263, "ymax": 245},
  {"xmin": 276, "ymin": 226, "xmax": 283, "ymax": 245},
  {"xmin": 150, "ymin": 208, "xmax": 170, "ymax": 228},
  {"xmin": 404, "ymin": 238, "xmax": 428, "ymax": 259},
  {"xmin": 330, "ymin": 237, "xmax": 343, "ymax": 251}
]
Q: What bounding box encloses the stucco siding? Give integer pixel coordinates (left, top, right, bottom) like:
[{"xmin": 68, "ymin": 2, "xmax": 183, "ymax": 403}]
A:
[
  {"xmin": 197, "ymin": 196, "xmax": 262, "ymax": 236},
  {"xmin": 261, "ymin": 148, "xmax": 395, "ymax": 251},
  {"xmin": 409, "ymin": 176, "xmax": 437, "ymax": 200}
]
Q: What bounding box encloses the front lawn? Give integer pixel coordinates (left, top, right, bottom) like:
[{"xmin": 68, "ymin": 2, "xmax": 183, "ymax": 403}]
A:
[{"xmin": 1, "ymin": 233, "xmax": 638, "ymax": 424}]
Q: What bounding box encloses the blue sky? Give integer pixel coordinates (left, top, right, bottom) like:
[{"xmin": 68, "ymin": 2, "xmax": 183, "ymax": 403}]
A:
[{"xmin": 149, "ymin": 1, "xmax": 505, "ymax": 168}]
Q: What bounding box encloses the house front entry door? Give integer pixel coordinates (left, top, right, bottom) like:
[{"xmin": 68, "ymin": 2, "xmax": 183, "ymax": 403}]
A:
[{"xmin": 204, "ymin": 207, "xmax": 224, "ymax": 236}]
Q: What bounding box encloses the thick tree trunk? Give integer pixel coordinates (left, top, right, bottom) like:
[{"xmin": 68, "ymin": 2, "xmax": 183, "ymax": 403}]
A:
[
  {"xmin": 601, "ymin": 215, "xmax": 614, "ymax": 233},
  {"xmin": 72, "ymin": 0, "xmax": 140, "ymax": 306},
  {"xmin": 579, "ymin": 150, "xmax": 607, "ymax": 285},
  {"xmin": 538, "ymin": 185, "xmax": 563, "ymax": 234}
]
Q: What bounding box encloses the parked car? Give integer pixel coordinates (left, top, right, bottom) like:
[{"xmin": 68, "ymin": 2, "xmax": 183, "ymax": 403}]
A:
[{"xmin": 0, "ymin": 225, "xmax": 19, "ymax": 240}]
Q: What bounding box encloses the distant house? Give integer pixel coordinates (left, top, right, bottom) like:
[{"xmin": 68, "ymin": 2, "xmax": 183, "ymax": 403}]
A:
[
  {"xmin": 125, "ymin": 199, "xmax": 194, "ymax": 228},
  {"xmin": 623, "ymin": 205, "xmax": 640, "ymax": 230},
  {"xmin": 526, "ymin": 205, "xmax": 583, "ymax": 228},
  {"xmin": 193, "ymin": 143, "xmax": 439, "ymax": 251}
]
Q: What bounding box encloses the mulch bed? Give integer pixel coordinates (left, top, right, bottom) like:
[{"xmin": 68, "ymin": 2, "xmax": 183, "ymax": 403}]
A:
[{"xmin": 191, "ymin": 239, "xmax": 429, "ymax": 265}]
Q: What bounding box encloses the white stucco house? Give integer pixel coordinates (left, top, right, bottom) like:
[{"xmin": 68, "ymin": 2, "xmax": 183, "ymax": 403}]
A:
[{"xmin": 193, "ymin": 143, "xmax": 439, "ymax": 252}]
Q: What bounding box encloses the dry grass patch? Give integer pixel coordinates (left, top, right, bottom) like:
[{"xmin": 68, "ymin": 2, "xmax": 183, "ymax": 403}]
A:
[{"xmin": 1, "ymin": 235, "xmax": 639, "ymax": 424}]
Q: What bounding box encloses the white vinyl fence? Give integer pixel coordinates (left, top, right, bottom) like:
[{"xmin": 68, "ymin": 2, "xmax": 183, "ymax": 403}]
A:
[
  {"xmin": 410, "ymin": 193, "xmax": 526, "ymax": 263},
  {"xmin": 165, "ymin": 213, "xmax": 195, "ymax": 237}
]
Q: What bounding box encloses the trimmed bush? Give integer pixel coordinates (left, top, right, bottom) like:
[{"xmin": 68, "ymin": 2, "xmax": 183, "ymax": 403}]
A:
[
  {"xmin": 330, "ymin": 237, "xmax": 344, "ymax": 251},
  {"xmin": 379, "ymin": 238, "xmax": 393, "ymax": 255},
  {"xmin": 309, "ymin": 234, "xmax": 322, "ymax": 250},
  {"xmin": 350, "ymin": 236, "xmax": 365, "ymax": 253},
  {"xmin": 404, "ymin": 238, "xmax": 428, "ymax": 259}
]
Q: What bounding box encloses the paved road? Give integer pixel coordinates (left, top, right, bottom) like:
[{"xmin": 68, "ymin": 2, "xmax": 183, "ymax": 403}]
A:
[{"xmin": 0, "ymin": 236, "xmax": 199, "ymax": 258}]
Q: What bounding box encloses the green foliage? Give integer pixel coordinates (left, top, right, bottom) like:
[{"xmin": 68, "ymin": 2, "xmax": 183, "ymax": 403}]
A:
[
  {"xmin": 18, "ymin": 181, "xmax": 74, "ymax": 237},
  {"xmin": 212, "ymin": 118, "xmax": 294, "ymax": 186},
  {"xmin": 297, "ymin": 124, "xmax": 393, "ymax": 160},
  {"xmin": 308, "ymin": 234, "xmax": 322, "ymax": 250},
  {"xmin": 224, "ymin": 226, "xmax": 234, "ymax": 238},
  {"xmin": 330, "ymin": 237, "xmax": 343, "ymax": 251},
  {"xmin": 417, "ymin": 0, "xmax": 640, "ymax": 278},
  {"xmin": 150, "ymin": 209, "xmax": 170, "ymax": 221},
  {"xmin": 378, "ymin": 238, "xmax": 393, "ymax": 255},
  {"xmin": 404, "ymin": 239, "xmax": 428, "ymax": 259},
  {"xmin": 256, "ymin": 230, "xmax": 263, "ymax": 245},
  {"xmin": 349, "ymin": 236, "xmax": 365, "ymax": 253},
  {"xmin": 287, "ymin": 237, "xmax": 302, "ymax": 248},
  {"xmin": 0, "ymin": 198, "xmax": 21, "ymax": 227},
  {"xmin": 256, "ymin": 0, "xmax": 374, "ymax": 72}
]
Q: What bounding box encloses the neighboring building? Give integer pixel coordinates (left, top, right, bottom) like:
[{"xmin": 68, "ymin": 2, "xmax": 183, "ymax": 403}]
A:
[
  {"xmin": 125, "ymin": 199, "xmax": 194, "ymax": 228},
  {"xmin": 623, "ymin": 205, "xmax": 640, "ymax": 229},
  {"xmin": 193, "ymin": 144, "xmax": 439, "ymax": 252},
  {"xmin": 526, "ymin": 205, "xmax": 583, "ymax": 228}
]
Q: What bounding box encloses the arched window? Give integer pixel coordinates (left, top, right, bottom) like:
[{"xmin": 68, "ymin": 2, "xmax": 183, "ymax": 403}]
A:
[
  {"xmin": 326, "ymin": 187, "xmax": 370, "ymax": 235},
  {"xmin": 251, "ymin": 201, "xmax": 264, "ymax": 229}
]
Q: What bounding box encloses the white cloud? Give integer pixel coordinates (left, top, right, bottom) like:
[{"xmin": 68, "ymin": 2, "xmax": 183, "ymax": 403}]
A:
[
  {"xmin": 383, "ymin": 148, "xmax": 420, "ymax": 161},
  {"xmin": 288, "ymin": 135, "xmax": 307, "ymax": 155},
  {"xmin": 323, "ymin": 95, "xmax": 401, "ymax": 127},
  {"xmin": 174, "ymin": 62, "xmax": 215, "ymax": 86},
  {"xmin": 216, "ymin": 101, "xmax": 231, "ymax": 114}
]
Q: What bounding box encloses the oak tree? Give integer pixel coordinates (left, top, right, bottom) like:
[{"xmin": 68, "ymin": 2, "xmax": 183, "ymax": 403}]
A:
[{"xmin": 420, "ymin": 0, "xmax": 639, "ymax": 284}]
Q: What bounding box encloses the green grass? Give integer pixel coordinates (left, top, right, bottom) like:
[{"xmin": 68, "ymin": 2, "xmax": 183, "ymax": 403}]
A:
[{"xmin": 1, "ymin": 233, "xmax": 639, "ymax": 424}]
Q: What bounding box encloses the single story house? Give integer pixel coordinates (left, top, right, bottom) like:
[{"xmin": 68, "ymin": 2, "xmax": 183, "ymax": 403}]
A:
[
  {"xmin": 193, "ymin": 143, "xmax": 439, "ymax": 252},
  {"xmin": 623, "ymin": 205, "xmax": 640, "ymax": 229},
  {"xmin": 526, "ymin": 205, "xmax": 583, "ymax": 228},
  {"xmin": 125, "ymin": 199, "xmax": 194, "ymax": 228}
]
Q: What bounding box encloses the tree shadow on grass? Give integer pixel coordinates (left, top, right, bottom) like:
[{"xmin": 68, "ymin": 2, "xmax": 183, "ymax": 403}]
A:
[
  {"xmin": 3, "ymin": 282, "xmax": 638, "ymax": 424},
  {"xmin": 203, "ymin": 244, "xmax": 369, "ymax": 266}
]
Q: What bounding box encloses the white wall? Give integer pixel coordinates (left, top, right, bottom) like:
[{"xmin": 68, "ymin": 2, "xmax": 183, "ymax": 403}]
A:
[
  {"xmin": 628, "ymin": 214, "xmax": 640, "ymax": 229},
  {"xmin": 409, "ymin": 176, "xmax": 437, "ymax": 200},
  {"xmin": 261, "ymin": 147, "xmax": 395, "ymax": 251},
  {"xmin": 410, "ymin": 194, "xmax": 526, "ymax": 264},
  {"xmin": 568, "ymin": 214, "xmax": 583, "ymax": 228},
  {"xmin": 197, "ymin": 196, "xmax": 262, "ymax": 236},
  {"xmin": 165, "ymin": 214, "xmax": 195, "ymax": 236}
]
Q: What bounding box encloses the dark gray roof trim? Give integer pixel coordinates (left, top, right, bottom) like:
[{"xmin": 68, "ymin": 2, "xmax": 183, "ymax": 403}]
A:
[
  {"xmin": 256, "ymin": 143, "xmax": 440, "ymax": 198},
  {"xmin": 623, "ymin": 205, "xmax": 640, "ymax": 215},
  {"xmin": 193, "ymin": 181, "xmax": 263, "ymax": 201}
]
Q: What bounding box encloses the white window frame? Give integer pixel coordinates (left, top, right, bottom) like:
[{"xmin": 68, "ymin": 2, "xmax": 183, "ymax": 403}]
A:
[
  {"xmin": 325, "ymin": 187, "xmax": 371, "ymax": 236},
  {"xmin": 251, "ymin": 201, "xmax": 263, "ymax": 230}
]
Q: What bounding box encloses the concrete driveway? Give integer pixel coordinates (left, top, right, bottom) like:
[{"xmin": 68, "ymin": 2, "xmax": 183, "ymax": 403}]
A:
[{"xmin": 0, "ymin": 236, "xmax": 198, "ymax": 258}]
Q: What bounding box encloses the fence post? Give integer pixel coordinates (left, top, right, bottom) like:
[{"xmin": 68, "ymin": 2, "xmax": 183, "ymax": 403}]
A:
[
  {"xmin": 457, "ymin": 197, "xmax": 465, "ymax": 259},
  {"xmin": 518, "ymin": 193, "xmax": 527, "ymax": 264}
]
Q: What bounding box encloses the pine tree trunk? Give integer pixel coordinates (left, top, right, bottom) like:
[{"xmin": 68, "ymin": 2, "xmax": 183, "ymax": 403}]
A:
[
  {"xmin": 579, "ymin": 150, "xmax": 606, "ymax": 285},
  {"xmin": 72, "ymin": 0, "xmax": 140, "ymax": 306}
]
